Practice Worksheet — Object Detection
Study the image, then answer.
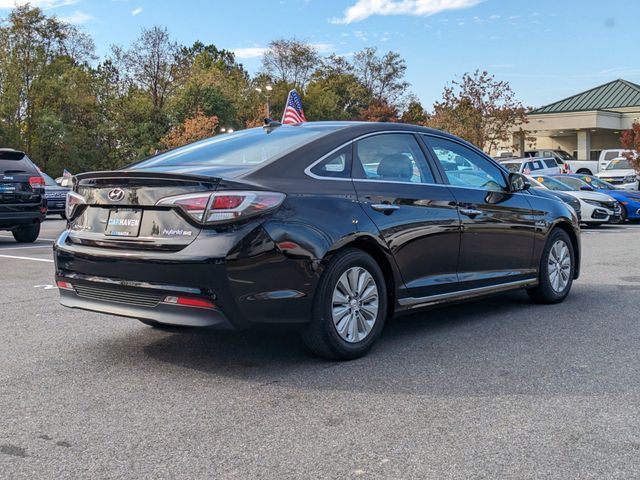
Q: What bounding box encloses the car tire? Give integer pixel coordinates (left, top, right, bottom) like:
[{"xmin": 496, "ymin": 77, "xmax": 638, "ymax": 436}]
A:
[
  {"xmin": 12, "ymin": 223, "xmax": 40, "ymax": 243},
  {"xmin": 620, "ymin": 206, "xmax": 628, "ymax": 223},
  {"xmin": 527, "ymin": 229, "xmax": 575, "ymax": 304},
  {"xmin": 301, "ymin": 248, "xmax": 388, "ymax": 360}
]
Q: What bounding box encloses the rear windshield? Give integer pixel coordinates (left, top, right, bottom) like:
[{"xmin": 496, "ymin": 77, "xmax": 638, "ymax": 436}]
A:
[
  {"xmin": 0, "ymin": 151, "xmax": 38, "ymax": 174},
  {"xmin": 133, "ymin": 126, "xmax": 333, "ymax": 169}
]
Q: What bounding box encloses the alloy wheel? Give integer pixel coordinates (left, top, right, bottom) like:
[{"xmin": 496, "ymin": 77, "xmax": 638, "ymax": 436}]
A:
[
  {"xmin": 548, "ymin": 239, "xmax": 571, "ymax": 293},
  {"xmin": 331, "ymin": 267, "xmax": 380, "ymax": 343}
]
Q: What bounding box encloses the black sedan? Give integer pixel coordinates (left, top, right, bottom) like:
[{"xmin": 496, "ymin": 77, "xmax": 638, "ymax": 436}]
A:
[{"xmin": 54, "ymin": 122, "xmax": 581, "ymax": 359}]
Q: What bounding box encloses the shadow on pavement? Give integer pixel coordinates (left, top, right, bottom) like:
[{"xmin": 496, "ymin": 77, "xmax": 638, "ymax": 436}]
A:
[{"xmin": 89, "ymin": 285, "xmax": 638, "ymax": 396}]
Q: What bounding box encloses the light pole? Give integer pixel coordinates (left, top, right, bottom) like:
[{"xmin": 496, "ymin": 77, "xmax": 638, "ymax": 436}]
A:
[{"xmin": 255, "ymin": 84, "xmax": 273, "ymax": 118}]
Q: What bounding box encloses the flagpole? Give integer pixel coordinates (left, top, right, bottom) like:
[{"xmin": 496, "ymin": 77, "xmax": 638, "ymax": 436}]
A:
[{"xmin": 281, "ymin": 90, "xmax": 293, "ymax": 124}]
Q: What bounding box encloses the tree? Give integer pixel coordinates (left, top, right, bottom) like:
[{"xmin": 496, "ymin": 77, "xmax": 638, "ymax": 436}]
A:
[
  {"xmin": 111, "ymin": 26, "xmax": 180, "ymax": 110},
  {"xmin": 0, "ymin": 4, "xmax": 94, "ymax": 153},
  {"xmin": 427, "ymin": 70, "xmax": 528, "ymax": 152},
  {"xmin": 305, "ymin": 55, "xmax": 369, "ymax": 120},
  {"xmin": 261, "ymin": 38, "xmax": 319, "ymax": 89},
  {"xmin": 401, "ymin": 98, "xmax": 428, "ymax": 125},
  {"xmin": 160, "ymin": 110, "xmax": 218, "ymax": 149},
  {"xmin": 352, "ymin": 47, "xmax": 409, "ymax": 105},
  {"xmin": 358, "ymin": 100, "xmax": 399, "ymax": 123},
  {"xmin": 620, "ymin": 122, "xmax": 640, "ymax": 172}
]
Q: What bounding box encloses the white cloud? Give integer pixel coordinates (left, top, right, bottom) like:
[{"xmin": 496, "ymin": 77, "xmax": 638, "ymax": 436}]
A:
[
  {"xmin": 60, "ymin": 10, "xmax": 92, "ymax": 23},
  {"xmin": 0, "ymin": 0, "xmax": 81, "ymax": 9},
  {"xmin": 232, "ymin": 47, "xmax": 267, "ymax": 59},
  {"xmin": 131, "ymin": 6, "xmax": 142, "ymax": 15},
  {"xmin": 331, "ymin": 0, "xmax": 484, "ymax": 24}
]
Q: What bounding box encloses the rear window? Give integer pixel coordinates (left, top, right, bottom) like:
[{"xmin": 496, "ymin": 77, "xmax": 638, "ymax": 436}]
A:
[
  {"xmin": 133, "ymin": 126, "xmax": 333, "ymax": 169},
  {"xmin": 0, "ymin": 151, "xmax": 38, "ymax": 174},
  {"xmin": 501, "ymin": 162, "xmax": 520, "ymax": 172},
  {"xmin": 0, "ymin": 150, "xmax": 25, "ymax": 161}
]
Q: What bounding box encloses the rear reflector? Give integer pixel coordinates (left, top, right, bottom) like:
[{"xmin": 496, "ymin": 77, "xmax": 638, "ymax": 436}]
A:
[
  {"xmin": 163, "ymin": 295, "xmax": 216, "ymax": 309},
  {"xmin": 57, "ymin": 281, "xmax": 74, "ymax": 290}
]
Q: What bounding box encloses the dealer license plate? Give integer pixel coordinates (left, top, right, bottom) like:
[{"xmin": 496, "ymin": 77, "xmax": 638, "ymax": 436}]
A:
[{"xmin": 105, "ymin": 209, "xmax": 142, "ymax": 237}]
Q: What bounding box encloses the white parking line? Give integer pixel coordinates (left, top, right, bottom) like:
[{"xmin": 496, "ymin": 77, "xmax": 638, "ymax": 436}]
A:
[
  {"xmin": 0, "ymin": 234, "xmax": 56, "ymax": 241},
  {"xmin": 0, "ymin": 245, "xmax": 53, "ymax": 251},
  {"xmin": 0, "ymin": 254, "xmax": 53, "ymax": 263}
]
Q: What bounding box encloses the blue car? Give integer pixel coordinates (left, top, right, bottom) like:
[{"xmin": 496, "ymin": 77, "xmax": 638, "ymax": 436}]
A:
[{"xmin": 555, "ymin": 174, "xmax": 640, "ymax": 221}]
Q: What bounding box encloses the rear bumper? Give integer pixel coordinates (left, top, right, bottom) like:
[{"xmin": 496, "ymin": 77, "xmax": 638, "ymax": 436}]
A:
[
  {"xmin": 0, "ymin": 206, "xmax": 46, "ymax": 228},
  {"xmin": 57, "ymin": 276, "xmax": 233, "ymax": 328},
  {"xmin": 53, "ymin": 225, "xmax": 320, "ymax": 329}
]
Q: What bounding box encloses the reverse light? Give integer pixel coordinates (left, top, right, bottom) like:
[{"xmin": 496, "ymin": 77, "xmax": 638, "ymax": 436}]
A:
[
  {"xmin": 65, "ymin": 191, "xmax": 86, "ymax": 220},
  {"xmin": 156, "ymin": 191, "xmax": 285, "ymax": 225}
]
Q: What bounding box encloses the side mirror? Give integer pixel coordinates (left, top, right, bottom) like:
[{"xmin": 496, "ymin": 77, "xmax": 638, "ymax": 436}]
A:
[
  {"xmin": 580, "ymin": 185, "xmax": 594, "ymax": 191},
  {"xmin": 508, "ymin": 172, "xmax": 530, "ymax": 192}
]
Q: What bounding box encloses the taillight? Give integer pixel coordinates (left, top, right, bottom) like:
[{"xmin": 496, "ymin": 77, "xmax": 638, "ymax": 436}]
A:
[
  {"xmin": 29, "ymin": 176, "xmax": 45, "ymax": 189},
  {"xmin": 156, "ymin": 191, "xmax": 285, "ymax": 224},
  {"xmin": 65, "ymin": 191, "xmax": 86, "ymax": 220}
]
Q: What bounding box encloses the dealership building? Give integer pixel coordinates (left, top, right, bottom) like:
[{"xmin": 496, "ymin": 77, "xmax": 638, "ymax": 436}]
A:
[{"xmin": 509, "ymin": 79, "xmax": 640, "ymax": 159}]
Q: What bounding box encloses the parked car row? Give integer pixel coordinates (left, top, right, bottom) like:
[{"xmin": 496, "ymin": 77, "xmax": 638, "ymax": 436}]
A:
[{"xmin": 497, "ymin": 148, "xmax": 639, "ymax": 182}]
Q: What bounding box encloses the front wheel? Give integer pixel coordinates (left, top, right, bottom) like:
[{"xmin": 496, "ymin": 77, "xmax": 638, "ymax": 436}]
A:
[
  {"xmin": 527, "ymin": 229, "xmax": 575, "ymax": 304},
  {"xmin": 12, "ymin": 223, "xmax": 40, "ymax": 243},
  {"xmin": 301, "ymin": 248, "xmax": 388, "ymax": 360}
]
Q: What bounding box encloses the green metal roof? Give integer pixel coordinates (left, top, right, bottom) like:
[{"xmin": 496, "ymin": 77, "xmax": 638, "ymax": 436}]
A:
[{"xmin": 531, "ymin": 79, "xmax": 640, "ymax": 114}]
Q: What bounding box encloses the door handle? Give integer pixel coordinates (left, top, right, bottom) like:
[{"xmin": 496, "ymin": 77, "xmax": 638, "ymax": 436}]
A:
[
  {"xmin": 371, "ymin": 203, "xmax": 400, "ymax": 212},
  {"xmin": 460, "ymin": 208, "xmax": 482, "ymax": 218}
]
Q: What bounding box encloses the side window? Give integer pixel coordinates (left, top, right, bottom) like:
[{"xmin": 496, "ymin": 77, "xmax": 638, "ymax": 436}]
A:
[
  {"xmin": 604, "ymin": 151, "xmax": 618, "ymax": 161},
  {"xmin": 309, "ymin": 145, "xmax": 351, "ymax": 178},
  {"xmin": 425, "ymin": 136, "xmax": 507, "ymax": 191},
  {"xmin": 543, "ymin": 159, "xmax": 557, "ymax": 168},
  {"xmin": 354, "ymin": 133, "xmax": 435, "ymax": 184}
]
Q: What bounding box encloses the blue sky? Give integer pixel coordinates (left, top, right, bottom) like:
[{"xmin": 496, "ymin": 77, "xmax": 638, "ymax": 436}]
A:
[{"xmin": 3, "ymin": 0, "xmax": 639, "ymax": 109}]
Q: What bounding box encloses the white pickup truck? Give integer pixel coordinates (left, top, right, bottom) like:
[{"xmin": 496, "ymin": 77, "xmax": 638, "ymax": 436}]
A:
[{"xmin": 524, "ymin": 149, "xmax": 600, "ymax": 175}]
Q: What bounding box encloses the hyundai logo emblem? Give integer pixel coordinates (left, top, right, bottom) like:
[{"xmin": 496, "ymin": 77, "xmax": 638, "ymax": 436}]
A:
[{"xmin": 108, "ymin": 188, "xmax": 125, "ymax": 202}]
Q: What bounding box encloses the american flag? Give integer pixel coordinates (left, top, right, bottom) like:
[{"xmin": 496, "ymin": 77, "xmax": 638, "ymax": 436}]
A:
[{"xmin": 281, "ymin": 89, "xmax": 306, "ymax": 124}]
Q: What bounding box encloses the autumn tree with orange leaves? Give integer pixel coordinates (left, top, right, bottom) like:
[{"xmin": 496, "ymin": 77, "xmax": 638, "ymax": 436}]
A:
[
  {"xmin": 621, "ymin": 122, "xmax": 640, "ymax": 172},
  {"xmin": 160, "ymin": 110, "xmax": 219, "ymax": 149}
]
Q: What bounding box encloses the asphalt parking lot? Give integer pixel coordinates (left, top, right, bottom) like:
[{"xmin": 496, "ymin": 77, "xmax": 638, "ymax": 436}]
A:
[{"xmin": 1, "ymin": 219, "xmax": 640, "ymax": 479}]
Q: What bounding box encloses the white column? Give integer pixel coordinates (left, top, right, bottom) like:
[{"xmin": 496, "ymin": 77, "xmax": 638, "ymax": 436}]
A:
[{"xmin": 577, "ymin": 130, "xmax": 591, "ymax": 160}]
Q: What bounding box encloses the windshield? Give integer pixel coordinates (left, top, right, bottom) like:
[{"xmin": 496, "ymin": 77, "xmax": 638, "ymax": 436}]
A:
[
  {"xmin": 552, "ymin": 176, "xmax": 589, "ymax": 190},
  {"xmin": 133, "ymin": 126, "xmax": 334, "ymax": 169},
  {"xmin": 606, "ymin": 158, "xmax": 633, "ymax": 170},
  {"xmin": 579, "ymin": 175, "xmax": 613, "ymax": 189},
  {"xmin": 534, "ymin": 175, "xmax": 575, "ymax": 191},
  {"xmin": 556, "ymin": 150, "xmax": 575, "ymax": 161}
]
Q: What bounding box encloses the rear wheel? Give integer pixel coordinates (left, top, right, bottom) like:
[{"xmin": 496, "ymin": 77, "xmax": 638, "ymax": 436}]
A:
[
  {"xmin": 576, "ymin": 169, "xmax": 592, "ymax": 175},
  {"xmin": 12, "ymin": 223, "xmax": 40, "ymax": 243},
  {"xmin": 301, "ymin": 248, "xmax": 387, "ymax": 360},
  {"xmin": 527, "ymin": 229, "xmax": 575, "ymax": 304}
]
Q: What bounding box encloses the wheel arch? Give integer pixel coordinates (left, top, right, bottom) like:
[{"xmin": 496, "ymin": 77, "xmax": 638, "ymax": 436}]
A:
[
  {"xmin": 324, "ymin": 234, "xmax": 400, "ymax": 319},
  {"xmin": 550, "ymin": 220, "xmax": 581, "ymax": 279}
]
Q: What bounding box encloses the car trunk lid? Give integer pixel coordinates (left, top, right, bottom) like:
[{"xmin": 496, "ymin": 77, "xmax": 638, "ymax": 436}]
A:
[{"xmin": 69, "ymin": 171, "xmax": 221, "ymax": 251}]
